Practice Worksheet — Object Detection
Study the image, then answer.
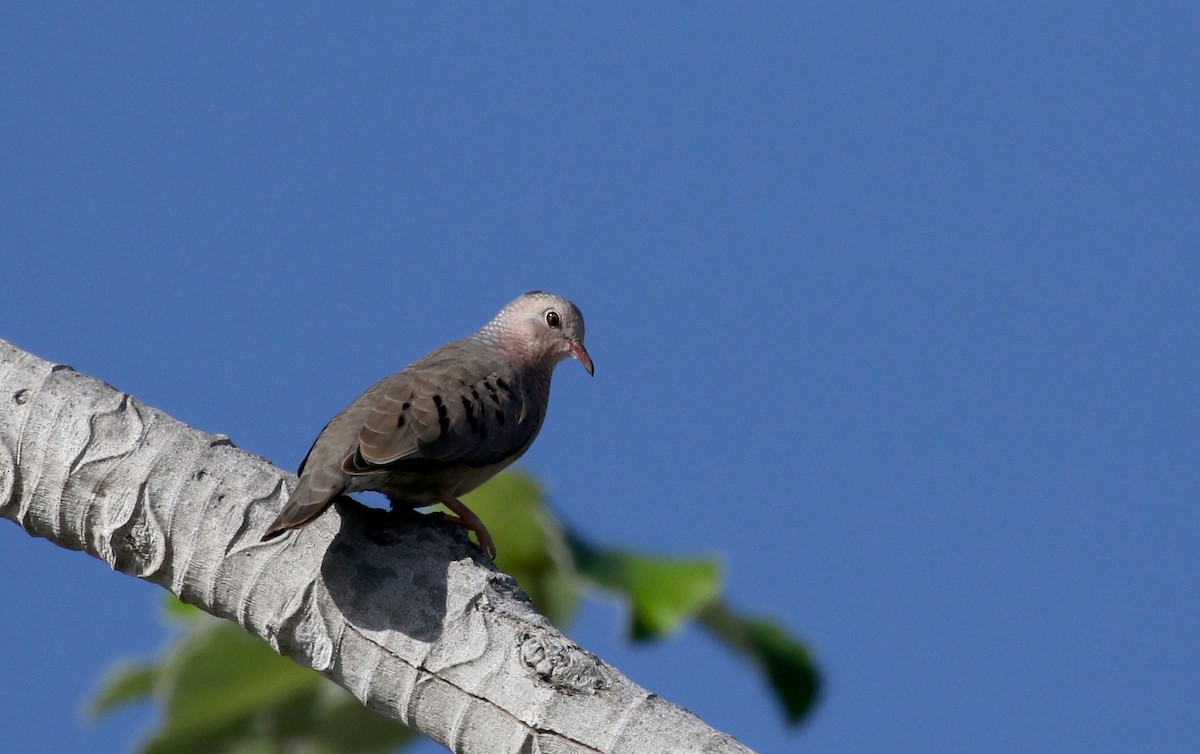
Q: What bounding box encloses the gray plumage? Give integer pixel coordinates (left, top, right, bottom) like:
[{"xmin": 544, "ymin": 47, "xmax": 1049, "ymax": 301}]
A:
[{"xmin": 262, "ymin": 291, "xmax": 592, "ymax": 557}]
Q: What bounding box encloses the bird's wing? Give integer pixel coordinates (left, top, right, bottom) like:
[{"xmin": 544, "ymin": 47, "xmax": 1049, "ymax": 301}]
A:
[{"xmin": 343, "ymin": 351, "xmax": 543, "ymax": 475}]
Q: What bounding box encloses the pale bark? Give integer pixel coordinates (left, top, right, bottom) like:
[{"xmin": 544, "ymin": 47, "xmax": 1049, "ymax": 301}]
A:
[{"xmin": 0, "ymin": 339, "xmax": 752, "ymax": 754}]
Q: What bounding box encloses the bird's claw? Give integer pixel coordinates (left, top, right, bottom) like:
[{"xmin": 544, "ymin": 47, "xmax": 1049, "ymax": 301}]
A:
[{"xmin": 436, "ymin": 494, "xmax": 497, "ymax": 559}]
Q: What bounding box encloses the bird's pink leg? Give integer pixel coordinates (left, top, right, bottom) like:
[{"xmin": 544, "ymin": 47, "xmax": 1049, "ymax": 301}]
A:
[{"xmin": 437, "ymin": 493, "xmax": 497, "ymax": 559}]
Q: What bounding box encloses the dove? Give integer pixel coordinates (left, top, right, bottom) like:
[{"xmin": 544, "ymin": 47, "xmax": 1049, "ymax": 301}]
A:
[{"xmin": 261, "ymin": 291, "xmax": 593, "ymax": 558}]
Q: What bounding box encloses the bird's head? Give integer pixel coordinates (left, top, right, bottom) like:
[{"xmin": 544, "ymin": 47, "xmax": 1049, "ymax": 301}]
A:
[{"xmin": 486, "ymin": 291, "xmax": 593, "ymax": 375}]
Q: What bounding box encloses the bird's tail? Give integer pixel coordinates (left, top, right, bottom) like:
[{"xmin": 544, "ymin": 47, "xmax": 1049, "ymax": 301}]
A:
[{"xmin": 260, "ymin": 468, "xmax": 344, "ymax": 541}]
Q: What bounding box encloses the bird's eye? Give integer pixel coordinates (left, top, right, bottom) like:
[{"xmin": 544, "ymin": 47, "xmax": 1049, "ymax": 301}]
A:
[{"xmin": 545, "ymin": 310, "xmax": 562, "ymax": 328}]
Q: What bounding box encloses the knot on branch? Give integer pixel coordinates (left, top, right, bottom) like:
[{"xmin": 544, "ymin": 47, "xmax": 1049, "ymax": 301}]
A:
[{"xmin": 519, "ymin": 630, "xmax": 611, "ymax": 695}]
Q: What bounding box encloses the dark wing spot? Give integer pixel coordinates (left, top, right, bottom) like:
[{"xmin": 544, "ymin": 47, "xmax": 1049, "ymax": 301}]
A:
[
  {"xmin": 494, "ymin": 408, "xmax": 505, "ymax": 425},
  {"xmin": 483, "ymin": 380, "xmax": 500, "ymax": 404},
  {"xmin": 432, "ymin": 394, "xmax": 450, "ymax": 436},
  {"xmin": 396, "ymin": 414, "xmax": 405, "ymax": 428},
  {"xmin": 461, "ymin": 395, "xmax": 482, "ymax": 436},
  {"xmin": 495, "ymin": 377, "xmax": 516, "ymax": 397}
]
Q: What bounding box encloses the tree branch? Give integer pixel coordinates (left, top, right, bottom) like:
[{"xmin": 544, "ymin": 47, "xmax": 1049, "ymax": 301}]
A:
[{"xmin": 0, "ymin": 339, "xmax": 753, "ymax": 754}]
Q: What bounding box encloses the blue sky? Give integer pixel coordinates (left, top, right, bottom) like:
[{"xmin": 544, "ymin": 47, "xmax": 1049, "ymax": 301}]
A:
[{"xmin": 2, "ymin": 4, "xmax": 1197, "ymax": 752}]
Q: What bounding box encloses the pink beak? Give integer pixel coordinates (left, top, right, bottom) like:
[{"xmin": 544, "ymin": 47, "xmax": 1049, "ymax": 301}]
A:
[{"xmin": 570, "ymin": 341, "xmax": 595, "ymax": 376}]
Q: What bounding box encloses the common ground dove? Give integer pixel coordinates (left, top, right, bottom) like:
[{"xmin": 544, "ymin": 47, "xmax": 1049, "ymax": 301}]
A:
[{"xmin": 261, "ymin": 291, "xmax": 593, "ymax": 557}]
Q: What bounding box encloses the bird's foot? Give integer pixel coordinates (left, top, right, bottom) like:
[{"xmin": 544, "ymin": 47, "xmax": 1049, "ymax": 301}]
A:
[{"xmin": 436, "ymin": 493, "xmax": 497, "ymax": 559}]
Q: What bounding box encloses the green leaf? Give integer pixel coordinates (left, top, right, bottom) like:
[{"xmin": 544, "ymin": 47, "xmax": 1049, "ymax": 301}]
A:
[
  {"xmin": 145, "ymin": 623, "xmax": 318, "ymax": 753},
  {"xmin": 698, "ymin": 601, "xmax": 821, "ymax": 725},
  {"xmin": 161, "ymin": 595, "xmax": 207, "ymax": 623},
  {"xmin": 86, "ymin": 661, "xmax": 158, "ymax": 720},
  {"xmin": 137, "ymin": 620, "xmax": 414, "ymax": 754},
  {"xmin": 462, "ymin": 471, "xmax": 580, "ymax": 626},
  {"xmin": 566, "ymin": 531, "xmax": 821, "ymax": 724},
  {"xmin": 567, "ymin": 530, "xmax": 722, "ymax": 640}
]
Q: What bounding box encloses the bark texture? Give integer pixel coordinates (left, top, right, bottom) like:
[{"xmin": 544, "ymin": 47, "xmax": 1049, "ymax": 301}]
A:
[{"xmin": 0, "ymin": 339, "xmax": 753, "ymax": 754}]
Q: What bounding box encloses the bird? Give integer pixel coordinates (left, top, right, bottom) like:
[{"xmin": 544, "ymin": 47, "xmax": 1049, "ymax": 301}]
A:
[{"xmin": 261, "ymin": 291, "xmax": 593, "ymax": 558}]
